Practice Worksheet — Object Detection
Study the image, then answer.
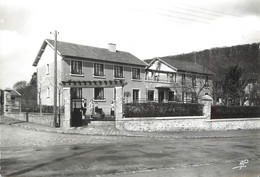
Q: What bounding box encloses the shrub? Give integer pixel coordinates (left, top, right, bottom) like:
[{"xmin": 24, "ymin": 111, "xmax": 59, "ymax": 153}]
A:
[
  {"xmin": 211, "ymin": 106, "xmax": 260, "ymax": 119},
  {"xmin": 123, "ymin": 102, "xmax": 203, "ymax": 118}
]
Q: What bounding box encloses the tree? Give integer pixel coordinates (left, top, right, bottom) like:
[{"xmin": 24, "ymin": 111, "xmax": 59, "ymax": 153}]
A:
[
  {"xmin": 29, "ymin": 72, "xmax": 37, "ymax": 86},
  {"xmin": 248, "ymin": 76, "xmax": 260, "ymax": 106},
  {"xmin": 222, "ymin": 65, "xmax": 251, "ymax": 106},
  {"xmin": 13, "ymin": 81, "xmax": 28, "ymax": 90},
  {"xmin": 171, "ymin": 75, "xmax": 210, "ymax": 103},
  {"xmin": 12, "ymin": 74, "xmax": 38, "ymax": 112}
]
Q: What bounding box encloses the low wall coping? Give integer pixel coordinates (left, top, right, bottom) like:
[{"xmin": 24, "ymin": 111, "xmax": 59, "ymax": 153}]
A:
[
  {"xmin": 29, "ymin": 113, "xmax": 54, "ymax": 115},
  {"xmin": 206, "ymin": 117, "xmax": 260, "ymax": 122},
  {"xmin": 123, "ymin": 116, "xmax": 206, "ymax": 121}
]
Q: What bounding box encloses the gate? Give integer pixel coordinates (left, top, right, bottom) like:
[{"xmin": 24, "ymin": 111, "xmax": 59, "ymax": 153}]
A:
[
  {"xmin": 71, "ymin": 98, "xmax": 83, "ymax": 127},
  {"xmin": 70, "ymin": 88, "xmax": 83, "ymax": 127}
]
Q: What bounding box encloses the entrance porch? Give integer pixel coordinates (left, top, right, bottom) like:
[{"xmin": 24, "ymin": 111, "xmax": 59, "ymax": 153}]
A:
[{"xmin": 61, "ymin": 80, "xmax": 126, "ymax": 129}]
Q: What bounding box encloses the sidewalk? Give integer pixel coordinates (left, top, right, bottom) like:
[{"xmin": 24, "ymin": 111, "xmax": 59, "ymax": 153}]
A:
[{"xmin": 1, "ymin": 116, "xmax": 260, "ymax": 139}]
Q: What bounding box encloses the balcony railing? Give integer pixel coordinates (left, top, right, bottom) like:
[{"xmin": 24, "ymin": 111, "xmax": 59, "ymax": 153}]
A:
[
  {"xmin": 146, "ymin": 76, "xmax": 174, "ymax": 83},
  {"xmin": 126, "ymin": 97, "xmax": 183, "ymax": 104}
]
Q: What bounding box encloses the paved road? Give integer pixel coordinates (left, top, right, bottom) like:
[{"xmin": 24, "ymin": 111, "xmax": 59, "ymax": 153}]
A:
[{"xmin": 1, "ymin": 123, "xmax": 260, "ymax": 177}]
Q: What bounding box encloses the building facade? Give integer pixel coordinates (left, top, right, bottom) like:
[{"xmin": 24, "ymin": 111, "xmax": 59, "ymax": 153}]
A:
[
  {"xmin": 144, "ymin": 57, "xmax": 212, "ymax": 103},
  {"xmin": 33, "ymin": 39, "xmax": 212, "ymax": 119},
  {"xmin": 33, "ymin": 39, "xmax": 147, "ymax": 116}
]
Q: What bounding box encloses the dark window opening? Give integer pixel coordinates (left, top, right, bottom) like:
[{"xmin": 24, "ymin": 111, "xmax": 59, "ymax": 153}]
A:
[
  {"xmin": 169, "ymin": 91, "xmax": 175, "ymax": 101},
  {"xmin": 132, "ymin": 68, "xmax": 141, "ymax": 79},
  {"xmin": 94, "ymin": 88, "xmax": 104, "ymax": 100},
  {"xmin": 147, "ymin": 90, "xmax": 154, "ymax": 101},
  {"xmin": 94, "ymin": 63, "xmax": 104, "ymax": 76},
  {"xmin": 114, "ymin": 66, "xmax": 123, "ymax": 78},
  {"xmin": 71, "ymin": 61, "xmax": 82, "ymax": 75},
  {"xmin": 71, "ymin": 88, "xmax": 82, "ymax": 99}
]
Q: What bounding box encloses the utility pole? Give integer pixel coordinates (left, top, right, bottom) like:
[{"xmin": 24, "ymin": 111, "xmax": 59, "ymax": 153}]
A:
[{"xmin": 51, "ymin": 30, "xmax": 58, "ymax": 127}]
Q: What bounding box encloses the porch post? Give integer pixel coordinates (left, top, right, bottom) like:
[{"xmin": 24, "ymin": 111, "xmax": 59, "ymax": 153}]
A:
[
  {"xmin": 115, "ymin": 86, "xmax": 123, "ymax": 129},
  {"xmin": 62, "ymin": 87, "xmax": 71, "ymax": 129}
]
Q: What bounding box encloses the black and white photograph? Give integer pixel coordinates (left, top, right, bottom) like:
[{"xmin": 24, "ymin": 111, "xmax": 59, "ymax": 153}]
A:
[{"xmin": 1, "ymin": 0, "xmax": 260, "ymax": 176}]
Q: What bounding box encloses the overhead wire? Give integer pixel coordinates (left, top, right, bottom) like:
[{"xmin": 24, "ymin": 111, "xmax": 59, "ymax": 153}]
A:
[
  {"xmin": 147, "ymin": 3, "xmax": 260, "ymax": 33},
  {"xmin": 156, "ymin": 12, "xmax": 211, "ymax": 24},
  {"xmin": 174, "ymin": 3, "xmax": 240, "ymax": 17}
]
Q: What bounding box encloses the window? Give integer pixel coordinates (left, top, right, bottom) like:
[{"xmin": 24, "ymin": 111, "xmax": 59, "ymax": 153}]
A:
[
  {"xmin": 146, "ymin": 71, "xmax": 154, "ymax": 81},
  {"xmin": 47, "ymin": 87, "xmax": 50, "ymax": 98},
  {"xmin": 205, "ymin": 76, "xmax": 209, "ymax": 87},
  {"xmin": 114, "ymin": 66, "xmax": 123, "ymax": 78},
  {"xmin": 94, "ymin": 63, "xmax": 104, "ymax": 76},
  {"xmin": 46, "ymin": 64, "xmax": 50, "ymax": 75},
  {"xmin": 147, "ymin": 90, "xmax": 154, "ymax": 101},
  {"xmin": 94, "ymin": 88, "xmax": 104, "ymax": 100},
  {"xmin": 192, "ymin": 75, "xmax": 196, "ymax": 86},
  {"xmin": 133, "ymin": 89, "xmax": 139, "ymax": 103},
  {"xmin": 169, "ymin": 91, "xmax": 175, "ymax": 101},
  {"xmin": 71, "ymin": 61, "xmax": 82, "ymax": 75},
  {"xmin": 167, "ymin": 73, "xmax": 176, "ymax": 82},
  {"xmin": 132, "ymin": 68, "xmax": 140, "ymax": 79},
  {"xmin": 182, "ymin": 74, "xmax": 186, "ymax": 85},
  {"xmin": 71, "ymin": 88, "xmax": 82, "ymax": 99}
]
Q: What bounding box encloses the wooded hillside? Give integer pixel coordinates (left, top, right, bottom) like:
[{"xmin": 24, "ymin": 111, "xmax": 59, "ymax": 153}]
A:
[{"xmin": 166, "ymin": 43, "xmax": 260, "ymax": 77}]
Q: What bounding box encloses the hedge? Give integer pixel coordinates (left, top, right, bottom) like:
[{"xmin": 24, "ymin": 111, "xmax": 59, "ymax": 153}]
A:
[
  {"xmin": 211, "ymin": 106, "xmax": 260, "ymax": 119},
  {"xmin": 123, "ymin": 102, "xmax": 203, "ymax": 118}
]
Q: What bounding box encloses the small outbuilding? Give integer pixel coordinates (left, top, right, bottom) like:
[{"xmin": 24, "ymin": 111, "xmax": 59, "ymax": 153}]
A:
[{"xmin": 3, "ymin": 88, "xmax": 22, "ymax": 114}]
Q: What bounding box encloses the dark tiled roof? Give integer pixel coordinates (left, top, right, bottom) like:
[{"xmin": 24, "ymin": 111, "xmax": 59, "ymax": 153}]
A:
[
  {"xmin": 144, "ymin": 59, "xmax": 153, "ymax": 64},
  {"xmin": 159, "ymin": 56, "xmax": 211, "ymax": 75},
  {"xmin": 45, "ymin": 39, "xmax": 147, "ymax": 67}
]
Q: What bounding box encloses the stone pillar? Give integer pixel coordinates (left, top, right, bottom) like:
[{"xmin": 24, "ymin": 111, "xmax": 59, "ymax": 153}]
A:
[
  {"xmin": 3, "ymin": 91, "xmax": 10, "ymax": 115},
  {"xmin": 62, "ymin": 87, "xmax": 71, "ymax": 129},
  {"xmin": 201, "ymin": 94, "xmax": 213, "ymax": 119},
  {"xmin": 115, "ymin": 86, "xmax": 123, "ymax": 129},
  {"xmin": 0, "ymin": 90, "xmax": 3, "ymax": 115}
]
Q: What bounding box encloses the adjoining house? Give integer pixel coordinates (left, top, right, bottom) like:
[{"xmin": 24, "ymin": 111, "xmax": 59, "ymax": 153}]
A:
[
  {"xmin": 33, "ymin": 39, "xmax": 148, "ymax": 124},
  {"xmin": 144, "ymin": 56, "xmax": 212, "ymax": 103}
]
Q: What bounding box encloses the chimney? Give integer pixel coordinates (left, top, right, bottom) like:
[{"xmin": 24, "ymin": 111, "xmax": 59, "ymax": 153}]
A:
[{"xmin": 108, "ymin": 43, "xmax": 116, "ymax": 52}]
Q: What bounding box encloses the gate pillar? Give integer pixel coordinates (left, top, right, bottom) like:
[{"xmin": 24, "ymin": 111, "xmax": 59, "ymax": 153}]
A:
[
  {"xmin": 62, "ymin": 87, "xmax": 71, "ymax": 129},
  {"xmin": 201, "ymin": 94, "xmax": 213, "ymax": 119},
  {"xmin": 115, "ymin": 86, "xmax": 123, "ymax": 129}
]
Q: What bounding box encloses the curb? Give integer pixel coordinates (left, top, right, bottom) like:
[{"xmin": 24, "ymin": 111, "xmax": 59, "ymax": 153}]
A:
[
  {"xmin": 8, "ymin": 123, "xmax": 239, "ymax": 139},
  {"xmin": 9, "ymin": 122, "xmax": 141, "ymax": 137}
]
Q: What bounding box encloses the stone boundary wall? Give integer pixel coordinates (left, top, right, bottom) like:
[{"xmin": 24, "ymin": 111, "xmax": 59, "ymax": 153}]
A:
[
  {"xmin": 5, "ymin": 112, "xmax": 59, "ymax": 126},
  {"xmin": 206, "ymin": 118, "xmax": 260, "ymax": 131},
  {"xmin": 118, "ymin": 116, "xmax": 260, "ymax": 132}
]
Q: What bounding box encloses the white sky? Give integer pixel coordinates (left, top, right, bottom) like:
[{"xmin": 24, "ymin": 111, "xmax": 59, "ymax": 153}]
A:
[{"xmin": 0, "ymin": 0, "xmax": 260, "ymax": 88}]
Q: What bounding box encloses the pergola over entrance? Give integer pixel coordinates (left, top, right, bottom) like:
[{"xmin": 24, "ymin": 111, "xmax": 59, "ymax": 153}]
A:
[
  {"xmin": 61, "ymin": 80, "xmax": 127, "ymax": 88},
  {"xmin": 61, "ymin": 80, "xmax": 127, "ymax": 129}
]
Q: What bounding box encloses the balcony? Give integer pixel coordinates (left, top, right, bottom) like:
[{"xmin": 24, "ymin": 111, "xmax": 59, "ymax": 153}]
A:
[{"xmin": 146, "ymin": 76, "xmax": 174, "ymax": 83}]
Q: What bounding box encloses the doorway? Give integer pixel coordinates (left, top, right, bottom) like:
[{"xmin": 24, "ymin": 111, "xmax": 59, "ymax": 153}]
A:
[
  {"xmin": 71, "ymin": 88, "xmax": 83, "ymax": 127},
  {"xmin": 158, "ymin": 90, "xmax": 164, "ymax": 103},
  {"xmin": 133, "ymin": 89, "xmax": 139, "ymax": 103}
]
